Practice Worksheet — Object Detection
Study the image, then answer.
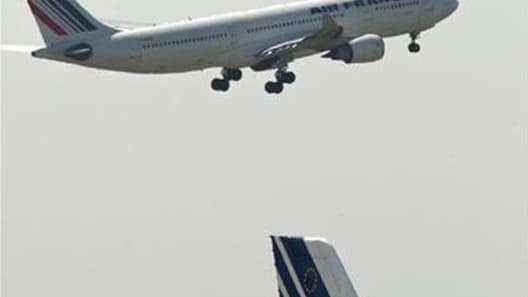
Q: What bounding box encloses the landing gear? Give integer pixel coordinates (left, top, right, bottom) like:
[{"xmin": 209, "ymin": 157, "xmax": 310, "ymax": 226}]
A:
[
  {"xmin": 265, "ymin": 82, "xmax": 284, "ymax": 94},
  {"xmin": 211, "ymin": 68, "xmax": 242, "ymax": 92},
  {"xmin": 222, "ymin": 68, "xmax": 242, "ymax": 81},
  {"xmin": 408, "ymin": 43, "xmax": 421, "ymax": 53},
  {"xmin": 276, "ymin": 71, "xmax": 296, "ymax": 84},
  {"xmin": 265, "ymin": 68, "xmax": 296, "ymax": 94},
  {"xmin": 409, "ymin": 32, "xmax": 421, "ymax": 53},
  {"xmin": 211, "ymin": 78, "xmax": 230, "ymax": 92}
]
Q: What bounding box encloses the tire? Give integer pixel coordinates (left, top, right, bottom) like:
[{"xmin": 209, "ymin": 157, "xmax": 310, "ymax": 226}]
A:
[
  {"xmin": 230, "ymin": 69, "xmax": 242, "ymax": 81},
  {"xmin": 282, "ymin": 72, "xmax": 296, "ymax": 84},
  {"xmin": 212, "ymin": 78, "xmax": 229, "ymax": 92},
  {"xmin": 276, "ymin": 72, "xmax": 296, "ymax": 84},
  {"xmin": 222, "ymin": 68, "xmax": 242, "ymax": 81},
  {"xmin": 408, "ymin": 43, "xmax": 420, "ymax": 53},
  {"xmin": 274, "ymin": 83, "xmax": 284, "ymax": 94},
  {"xmin": 265, "ymin": 82, "xmax": 275, "ymax": 94},
  {"xmin": 265, "ymin": 82, "xmax": 283, "ymax": 94}
]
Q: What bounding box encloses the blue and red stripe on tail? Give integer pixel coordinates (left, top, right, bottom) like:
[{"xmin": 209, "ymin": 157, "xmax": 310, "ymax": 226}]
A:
[
  {"xmin": 27, "ymin": 0, "xmax": 117, "ymax": 45},
  {"xmin": 28, "ymin": 0, "xmax": 68, "ymax": 36}
]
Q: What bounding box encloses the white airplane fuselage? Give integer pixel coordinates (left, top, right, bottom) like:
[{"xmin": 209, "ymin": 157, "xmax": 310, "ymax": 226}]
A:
[{"xmin": 34, "ymin": 0, "xmax": 458, "ymax": 74}]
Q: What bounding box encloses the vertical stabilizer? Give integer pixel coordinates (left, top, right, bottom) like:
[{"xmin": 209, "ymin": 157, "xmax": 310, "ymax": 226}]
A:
[
  {"xmin": 27, "ymin": 0, "xmax": 117, "ymax": 45},
  {"xmin": 270, "ymin": 236, "xmax": 360, "ymax": 297}
]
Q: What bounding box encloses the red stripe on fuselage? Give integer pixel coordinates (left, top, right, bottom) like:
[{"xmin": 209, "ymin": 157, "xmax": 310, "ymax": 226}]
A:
[{"xmin": 28, "ymin": 0, "xmax": 67, "ymax": 36}]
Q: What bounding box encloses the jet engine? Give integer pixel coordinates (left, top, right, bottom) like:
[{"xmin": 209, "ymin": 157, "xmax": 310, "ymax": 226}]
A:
[
  {"xmin": 324, "ymin": 34, "xmax": 385, "ymax": 64},
  {"xmin": 64, "ymin": 43, "xmax": 93, "ymax": 61}
]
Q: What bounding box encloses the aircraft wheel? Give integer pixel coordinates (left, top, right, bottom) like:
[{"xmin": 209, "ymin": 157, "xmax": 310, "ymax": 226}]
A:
[
  {"xmin": 408, "ymin": 43, "xmax": 420, "ymax": 53},
  {"xmin": 277, "ymin": 72, "xmax": 296, "ymax": 84},
  {"xmin": 265, "ymin": 82, "xmax": 284, "ymax": 94},
  {"xmin": 230, "ymin": 69, "xmax": 243, "ymax": 81},
  {"xmin": 212, "ymin": 78, "xmax": 230, "ymax": 92},
  {"xmin": 222, "ymin": 68, "xmax": 243, "ymax": 81}
]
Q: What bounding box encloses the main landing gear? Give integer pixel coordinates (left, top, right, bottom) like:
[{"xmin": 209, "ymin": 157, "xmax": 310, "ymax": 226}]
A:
[
  {"xmin": 211, "ymin": 68, "xmax": 242, "ymax": 92},
  {"xmin": 408, "ymin": 32, "xmax": 421, "ymax": 53},
  {"xmin": 265, "ymin": 68, "xmax": 296, "ymax": 95},
  {"xmin": 211, "ymin": 67, "xmax": 296, "ymax": 94}
]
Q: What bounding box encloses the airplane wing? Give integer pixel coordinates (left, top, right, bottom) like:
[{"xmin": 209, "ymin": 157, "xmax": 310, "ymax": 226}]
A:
[{"xmin": 253, "ymin": 15, "xmax": 345, "ymax": 70}]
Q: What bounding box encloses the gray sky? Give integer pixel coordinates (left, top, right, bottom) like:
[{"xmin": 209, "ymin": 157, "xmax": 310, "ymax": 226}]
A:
[{"xmin": 1, "ymin": 0, "xmax": 527, "ymax": 297}]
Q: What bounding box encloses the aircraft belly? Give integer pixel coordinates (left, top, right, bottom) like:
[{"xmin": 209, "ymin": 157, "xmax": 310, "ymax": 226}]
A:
[{"xmin": 138, "ymin": 47, "xmax": 204, "ymax": 73}]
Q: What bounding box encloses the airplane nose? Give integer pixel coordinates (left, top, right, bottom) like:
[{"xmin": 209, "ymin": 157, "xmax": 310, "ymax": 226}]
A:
[
  {"xmin": 451, "ymin": 0, "xmax": 459, "ymax": 12},
  {"xmin": 441, "ymin": 0, "xmax": 459, "ymax": 18},
  {"xmin": 448, "ymin": 0, "xmax": 459, "ymax": 14}
]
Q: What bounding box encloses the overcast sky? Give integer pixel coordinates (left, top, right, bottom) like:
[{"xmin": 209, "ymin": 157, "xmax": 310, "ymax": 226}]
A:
[{"xmin": 1, "ymin": 0, "xmax": 527, "ymax": 297}]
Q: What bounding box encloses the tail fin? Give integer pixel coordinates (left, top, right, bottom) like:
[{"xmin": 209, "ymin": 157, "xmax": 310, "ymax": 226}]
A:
[
  {"xmin": 270, "ymin": 236, "xmax": 360, "ymax": 297},
  {"xmin": 27, "ymin": 0, "xmax": 117, "ymax": 45}
]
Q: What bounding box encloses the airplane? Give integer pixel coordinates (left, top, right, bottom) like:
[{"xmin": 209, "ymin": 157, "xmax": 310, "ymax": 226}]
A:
[
  {"xmin": 270, "ymin": 235, "xmax": 361, "ymax": 297},
  {"xmin": 12, "ymin": 0, "xmax": 458, "ymax": 94}
]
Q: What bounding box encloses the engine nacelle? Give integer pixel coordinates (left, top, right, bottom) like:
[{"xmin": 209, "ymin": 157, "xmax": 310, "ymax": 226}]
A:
[
  {"xmin": 324, "ymin": 34, "xmax": 385, "ymax": 64},
  {"xmin": 64, "ymin": 43, "xmax": 93, "ymax": 61}
]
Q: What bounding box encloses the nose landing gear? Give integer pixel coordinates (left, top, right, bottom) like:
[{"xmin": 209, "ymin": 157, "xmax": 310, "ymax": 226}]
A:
[
  {"xmin": 211, "ymin": 68, "xmax": 243, "ymax": 92},
  {"xmin": 265, "ymin": 68, "xmax": 296, "ymax": 95},
  {"xmin": 408, "ymin": 32, "xmax": 421, "ymax": 53}
]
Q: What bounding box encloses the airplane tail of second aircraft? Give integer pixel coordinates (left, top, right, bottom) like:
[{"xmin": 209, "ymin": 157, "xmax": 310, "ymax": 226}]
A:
[
  {"xmin": 27, "ymin": 0, "xmax": 118, "ymax": 46},
  {"xmin": 271, "ymin": 236, "xmax": 360, "ymax": 297}
]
